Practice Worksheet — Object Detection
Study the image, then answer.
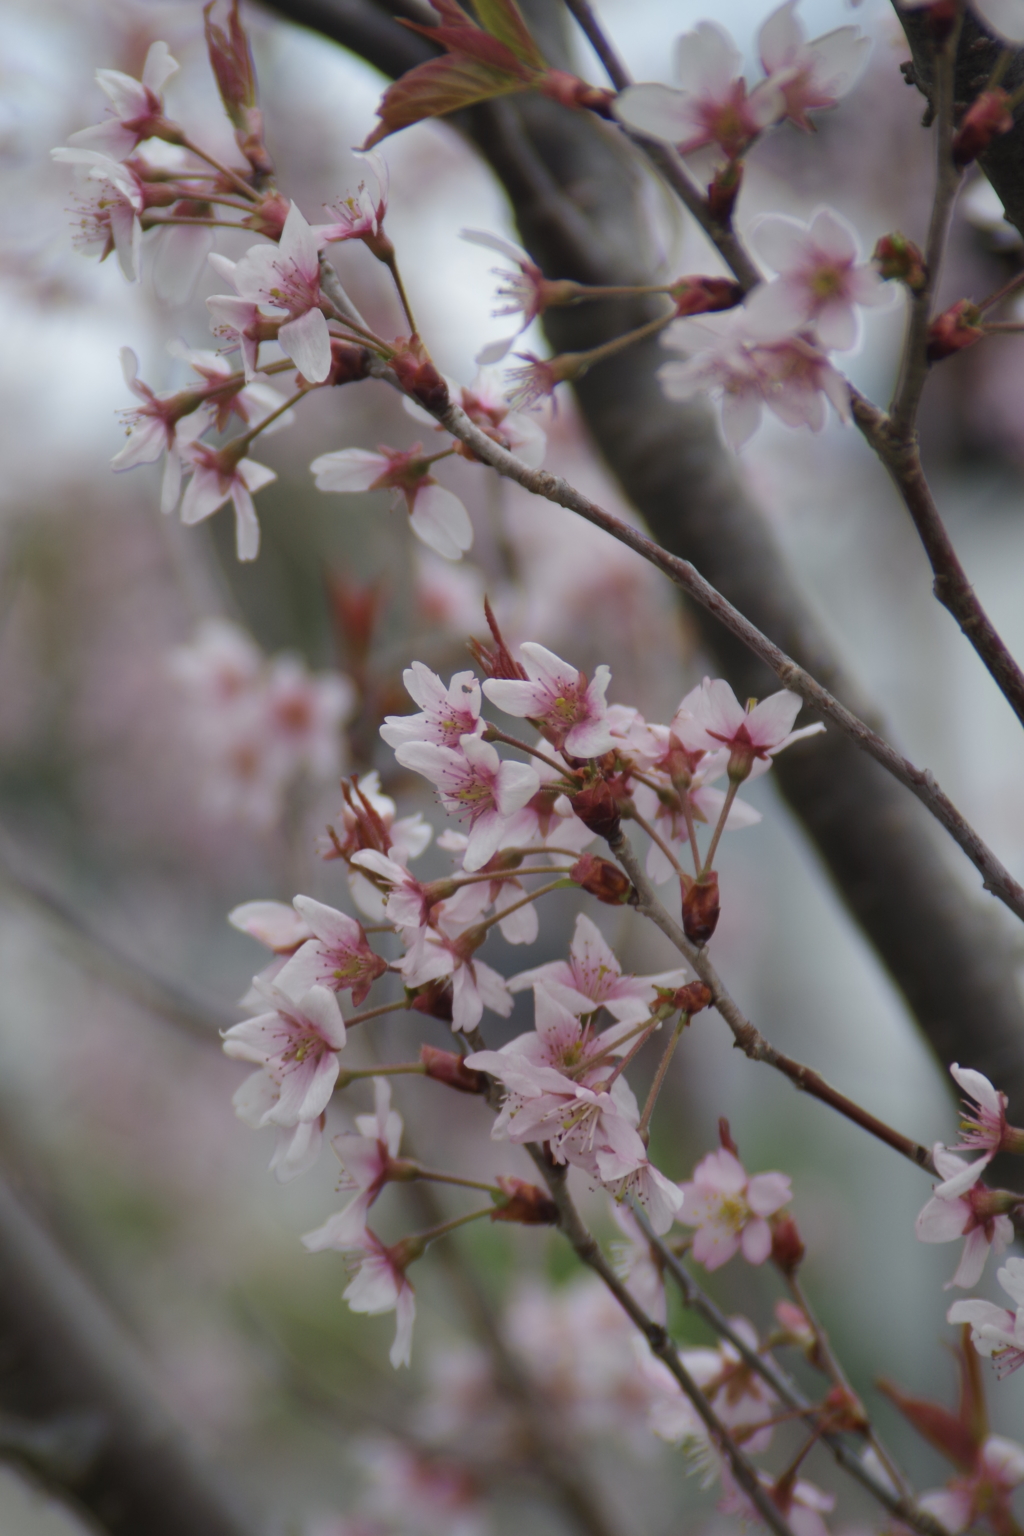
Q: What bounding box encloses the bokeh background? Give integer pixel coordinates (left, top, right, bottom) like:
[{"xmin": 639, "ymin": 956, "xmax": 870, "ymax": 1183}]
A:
[{"xmin": 2, "ymin": 0, "xmax": 1024, "ymax": 1530}]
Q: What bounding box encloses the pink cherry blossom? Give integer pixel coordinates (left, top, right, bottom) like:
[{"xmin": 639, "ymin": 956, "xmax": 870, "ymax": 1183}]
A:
[
  {"xmin": 222, "ymin": 980, "xmax": 347, "ymax": 1125},
  {"xmin": 380, "ymin": 664, "xmax": 482, "ymax": 751},
  {"xmin": 315, "ymin": 151, "xmax": 389, "ymax": 247},
  {"xmin": 687, "ymin": 677, "xmax": 824, "ymax": 777},
  {"xmin": 613, "ymin": 22, "xmax": 786, "ymax": 159},
  {"xmin": 919, "ymin": 1435, "xmax": 1024, "ymax": 1535},
  {"xmin": 464, "ymin": 1046, "xmax": 645, "ymax": 1181},
  {"xmin": 650, "ymin": 1318, "xmax": 776, "ymax": 1451},
  {"xmin": 947, "ymin": 1063, "xmax": 1024, "ymax": 1156},
  {"xmin": 66, "ymin": 41, "xmax": 179, "ymax": 161},
  {"xmin": 167, "ymin": 341, "xmax": 296, "ymax": 435},
  {"xmin": 302, "ymin": 1077, "xmax": 404, "ymax": 1253},
  {"xmin": 394, "ymin": 734, "xmax": 538, "ymax": 872},
  {"xmin": 493, "ymin": 983, "xmax": 637, "ymax": 1081},
  {"xmin": 179, "ymin": 441, "xmax": 276, "ymax": 561},
  {"xmin": 399, "ymin": 910, "xmax": 512, "ymax": 1033},
  {"xmin": 52, "ymin": 148, "xmax": 146, "ymax": 280},
  {"xmin": 310, "ymin": 445, "xmax": 473, "ymax": 561},
  {"xmin": 209, "ymin": 204, "xmax": 331, "ymax": 383},
  {"xmin": 746, "ymin": 208, "xmax": 889, "ymax": 351},
  {"xmin": 205, "ymin": 294, "xmax": 278, "ymax": 381},
  {"xmin": 948, "ymin": 1257, "xmax": 1024, "ymax": 1376},
  {"xmin": 461, "ymin": 230, "xmax": 550, "ymax": 364},
  {"xmin": 915, "ymin": 1144, "xmax": 1014, "ymax": 1288},
  {"xmin": 273, "ymin": 896, "xmax": 387, "ymax": 1006},
  {"xmin": 758, "ymin": 2, "xmax": 870, "ymax": 131},
  {"xmin": 110, "ymin": 347, "xmax": 214, "ymax": 513},
  {"xmin": 606, "ymin": 1160, "xmax": 684, "ymax": 1236},
  {"xmin": 510, "ymin": 913, "xmax": 687, "ymax": 1025},
  {"xmin": 349, "ymin": 849, "xmax": 431, "ymax": 929},
  {"xmin": 483, "ymin": 642, "xmax": 614, "ymax": 757},
  {"xmin": 229, "ymin": 900, "xmax": 312, "ymax": 953},
  {"xmin": 659, "ymin": 309, "xmax": 851, "ymax": 450},
  {"xmin": 231, "ymin": 1069, "xmax": 325, "ymax": 1182},
  {"xmin": 632, "ymin": 756, "xmax": 761, "ymax": 885},
  {"xmin": 678, "ymin": 1148, "xmax": 792, "ymax": 1270},
  {"xmin": 302, "ymin": 1220, "xmax": 416, "ymax": 1369}
]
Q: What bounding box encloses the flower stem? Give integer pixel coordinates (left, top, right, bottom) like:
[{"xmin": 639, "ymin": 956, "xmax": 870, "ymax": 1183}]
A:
[
  {"xmin": 383, "ymin": 252, "xmax": 418, "ymax": 334},
  {"xmin": 599, "ymin": 1020, "xmax": 660, "ymax": 1092},
  {"xmin": 638, "ymin": 1012, "xmax": 688, "ymax": 1137},
  {"xmin": 410, "ymin": 1168, "xmax": 503, "ymax": 1196},
  {"xmin": 336, "ymin": 1062, "xmax": 426, "ymax": 1086},
  {"xmin": 179, "ymin": 134, "xmax": 258, "ymax": 201},
  {"xmin": 414, "ymin": 1206, "xmax": 496, "ymax": 1246},
  {"xmin": 700, "ymin": 779, "xmax": 739, "ymax": 877},
  {"xmin": 481, "ymin": 725, "xmax": 568, "ymax": 776},
  {"xmin": 464, "ymin": 879, "xmax": 568, "ymax": 940},
  {"xmin": 344, "ymin": 998, "xmax": 412, "ymax": 1029},
  {"xmin": 625, "ymin": 804, "xmax": 686, "ymax": 878}
]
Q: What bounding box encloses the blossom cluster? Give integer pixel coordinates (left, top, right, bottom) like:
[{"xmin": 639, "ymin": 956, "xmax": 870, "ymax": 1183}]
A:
[{"xmin": 168, "ymin": 618, "xmax": 354, "ymax": 830}]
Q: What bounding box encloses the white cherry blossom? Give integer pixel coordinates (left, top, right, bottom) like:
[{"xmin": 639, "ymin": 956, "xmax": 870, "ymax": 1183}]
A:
[
  {"xmin": 746, "ymin": 207, "xmax": 889, "ymax": 351},
  {"xmin": 758, "ymin": 2, "xmax": 870, "ymax": 130},
  {"xmin": 394, "ymin": 734, "xmax": 538, "ymax": 872},
  {"xmin": 66, "ymin": 41, "xmax": 179, "ymax": 161}
]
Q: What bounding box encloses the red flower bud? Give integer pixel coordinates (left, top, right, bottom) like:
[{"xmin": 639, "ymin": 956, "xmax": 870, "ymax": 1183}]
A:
[
  {"xmin": 953, "ymin": 89, "xmax": 1014, "ymax": 168},
  {"xmin": 927, "ymin": 299, "xmax": 984, "ymax": 362},
  {"xmin": 658, "ymin": 980, "xmax": 713, "ymax": 1015},
  {"xmin": 466, "ymin": 597, "xmax": 527, "ymax": 681},
  {"xmin": 490, "ymin": 1176, "xmax": 559, "ymax": 1225},
  {"xmin": 391, "ymin": 336, "xmax": 450, "ymax": 413},
  {"xmin": 682, "ymin": 871, "xmax": 720, "ymax": 945},
  {"xmin": 718, "ymin": 1116, "xmax": 739, "ymax": 1155},
  {"xmin": 821, "ymin": 1383, "xmax": 869, "ymax": 1434},
  {"xmin": 244, "ymin": 192, "xmax": 291, "ymax": 241},
  {"xmin": 569, "ymin": 852, "xmax": 636, "ymax": 905},
  {"xmin": 872, "ymin": 233, "xmax": 927, "ymax": 293},
  {"xmin": 670, "ymin": 276, "xmax": 744, "ymax": 318},
  {"xmin": 770, "ymin": 1212, "xmax": 806, "ymax": 1277},
  {"xmin": 569, "ymin": 779, "xmax": 621, "ymax": 839},
  {"xmin": 420, "ymin": 1044, "xmax": 487, "ymax": 1095},
  {"xmin": 539, "ymin": 70, "xmax": 616, "ymax": 117},
  {"xmin": 407, "ymin": 978, "xmax": 454, "ymax": 1023}
]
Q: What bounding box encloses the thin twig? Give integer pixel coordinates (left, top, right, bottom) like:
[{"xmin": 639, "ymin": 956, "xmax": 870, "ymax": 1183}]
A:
[
  {"xmin": 607, "ymin": 829, "xmax": 936, "ymax": 1174},
  {"xmin": 561, "ymin": 0, "xmax": 632, "ymax": 90}
]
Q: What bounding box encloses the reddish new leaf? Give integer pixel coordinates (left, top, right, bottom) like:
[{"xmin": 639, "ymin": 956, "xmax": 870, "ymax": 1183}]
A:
[
  {"xmin": 877, "ymin": 1379, "xmax": 978, "ymax": 1471},
  {"xmin": 364, "ymin": 54, "xmax": 534, "ymax": 147},
  {"xmin": 471, "ymin": 0, "xmax": 546, "ymax": 68}
]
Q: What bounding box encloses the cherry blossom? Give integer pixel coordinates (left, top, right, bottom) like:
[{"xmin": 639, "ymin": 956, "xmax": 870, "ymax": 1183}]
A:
[
  {"xmin": 686, "ymin": 678, "xmax": 824, "ymax": 778},
  {"xmin": 303, "ymin": 1078, "xmax": 403, "ymax": 1252},
  {"xmin": 606, "ymin": 1160, "xmax": 685, "ymax": 1236},
  {"xmin": 631, "ymin": 756, "xmax": 761, "ymax": 884},
  {"xmin": 205, "ymin": 294, "xmax": 279, "ymax": 381},
  {"xmin": 229, "ymin": 900, "xmax": 312, "ymax": 954},
  {"xmin": 315, "ymin": 151, "xmax": 389, "ymax": 248},
  {"xmin": 310, "ymin": 445, "xmax": 473, "ymax": 560},
  {"xmin": 659, "ymin": 309, "xmax": 851, "ymax": 450},
  {"xmin": 110, "ymin": 347, "xmax": 213, "ymax": 512},
  {"xmin": 948, "ymin": 1257, "xmax": 1024, "ymax": 1376},
  {"xmin": 273, "ymin": 896, "xmax": 386, "ymax": 1006},
  {"xmin": 394, "ymin": 734, "xmax": 538, "ymax": 872},
  {"xmin": 179, "ymin": 440, "xmax": 276, "ymax": 561},
  {"xmin": 492, "ymin": 982, "xmax": 637, "ymax": 1080},
  {"xmin": 915, "ymin": 1144, "xmax": 1014, "ymax": 1288},
  {"xmin": 167, "ymin": 341, "xmax": 295, "ymax": 435},
  {"xmin": 209, "ymin": 204, "xmax": 331, "ymax": 384},
  {"xmin": 303, "ymin": 1221, "xmax": 417, "ymax": 1369},
  {"xmin": 399, "ymin": 909, "xmax": 513, "ymax": 1033},
  {"xmin": 678, "ymin": 1148, "xmax": 792, "ymax": 1269},
  {"xmin": 231, "ymin": 1069, "xmax": 325, "ymax": 1182},
  {"xmin": 222, "ymin": 980, "xmax": 347, "ymax": 1125},
  {"xmin": 510, "ymin": 913, "xmax": 687, "ymax": 1024},
  {"xmin": 404, "ymin": 369, "xmax": 547, "ymax": 467},
  {"xmin": 613, "ymin": 22, "xmax": 786, "ymax": 159},
  {"xmin": 746, "ymin": 208, "xmax": 889, "ymax": 351},
  {"xmin": 758, "ymin": 2, "xmax": 871, "ymax": 131},
  {"xmin": 52, "ymin": 148, "xmax": 146, "ymax": 280},
  {"xmin": 380, "ymin": 664, "xmax": 482, "ymax": 751},
  {"xmin": 947, "ymin": 1063, "xmax": 1024, "ymax": 1156},
  {"xmin": 66, "ymin": 41, "xmax": 179, "ymax": 161},
  {"xmin": 482, "ymin": 642, "xmax": 614, "ymax": 757},
  {"xmin": 461, "ymin": 231, "xmax": 551, "ymax": 364},
  {"xmin": 919, "ymin": 1435, "xmax": 1024, "ymax": 1534},
  {"xmin": 649, "ymin": 1318, "xmax": 776, "ymax": 1451}
]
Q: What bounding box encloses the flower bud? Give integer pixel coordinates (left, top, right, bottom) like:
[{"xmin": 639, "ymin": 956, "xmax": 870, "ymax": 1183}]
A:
[
  {"xmin": 569, "ymin": 779, "xmax": 621, "ymax": 840},
  {"xmin": 244, "ymin": 192, "xmax": 291, "ymax": 241},
  {"xmin": 669, "ymin": 276, "xmax": 743, "ymax": 318},
  {"xmin": 420, "ymin": 1044, "xmax": 487, "ymax": 1095},
  {"xmin": 657, "ymin": 981, "xmax": 713, "ymax": 1015},
  {"xmin": 490, "ymin": 1176, "xmax": 559, "ymax": 1225},
  {"xmin": 774, "ymin": 1299, "xmax": 817, "ymax": 1357},
  {"xmin": 953, "ymin": 89, "xmax": 1014, "ymax": 169},
  {"xmin": 682, "ymin": 871, "xmax": 720, "ymax": 945},
  {"xmin": 391, "ymin": 336, "xmax": 450, "ymax": 413},
  {"xmin": 770, "ymin": 1212, "xmax": 806, "ymax": 1277},
  {"xmin": 569, "ymin": 852, "xmax": 635, "ymax": 905},
  {"xmin": 872, "ymin": 233, "xmax": 927, "ymax": 293},
  {"xmin": 927, "ymin": 300, "xmax": 984, "ymax": 363},
  {"xmin": 407, "ymin": 978, "xmax": 454, "ymax": 1023},
  {"xmin": 539, "ymin": 70, "xmax": 616, "ymax": 117},
  {"xmin": 467, "ymin": 597, "xmax": 528, "ymax": 682},
  {"xmin": 821, "ymin": 1384, "xmax": 869, "ymax": 1434}
]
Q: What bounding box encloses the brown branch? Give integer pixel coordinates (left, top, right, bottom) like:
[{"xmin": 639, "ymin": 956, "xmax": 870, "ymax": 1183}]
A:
[
  {"xmin": 0, "ymin": 1173, "xmax": 252, "ymax": 1536},
  {"xmin": 853, "ymin": 393, "xmax": 1024, "ymax": 733},
  {"xmin": 525, "ymin": 1149, "xmax": 798, "ymax": 1536}
]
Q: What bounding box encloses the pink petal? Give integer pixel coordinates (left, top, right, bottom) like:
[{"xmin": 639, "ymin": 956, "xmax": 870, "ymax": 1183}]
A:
[
  {"xmin": 408, "ymin": 484, "xmax": 473, "ymax": 559},
  {"xmin": 740, "ymin": 1217, "xmax": 773, "ymax": 1264},
  {"xmin": 279, "ymin": 308, "xmax": 331, "ymax": 383},
  {"xmin": 311, "ymin": 447, "xmax": 390, "ymax": 492}
]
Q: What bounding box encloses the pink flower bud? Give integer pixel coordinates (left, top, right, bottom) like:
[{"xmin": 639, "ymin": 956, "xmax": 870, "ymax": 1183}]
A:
[
  {"xmin": 873, "ymin": 232, "xmax": 927, "ymax": 293},
  {"xmin": 927, "ymin": 300, "xmax": 984, "ymax": 363},
  {"xmin": 420, "ymin": 1044, "xmax": 487, "ymax": 1095},
  {"xmin": 569, "ymin": 852, "xmax": 635, "ymax": 905},
  {"xmin": 391, "ymin": 337, "xmax": 450, "ymax": 413},
  {"xmin": 953, "ymin": 89, "xmax": 1014, "ymax": 168},
  {"xmin": 670, "ymin": 276, "xmax": 744, "ymax": 318},
  {"xmin": 490, "ymin": 1176, "xmax": 559, "ymax": 1225}
]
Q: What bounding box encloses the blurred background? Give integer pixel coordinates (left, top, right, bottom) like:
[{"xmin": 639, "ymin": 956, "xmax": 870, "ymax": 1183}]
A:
[{"xmin": 2, "ymin": 0, "xmax": 1024, "ymax": 1531}]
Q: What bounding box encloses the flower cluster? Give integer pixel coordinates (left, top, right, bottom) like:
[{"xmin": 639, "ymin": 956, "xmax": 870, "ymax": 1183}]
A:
[{"xmin": 168, "ymin": 619, "xmax": 354, "ymax": 830}]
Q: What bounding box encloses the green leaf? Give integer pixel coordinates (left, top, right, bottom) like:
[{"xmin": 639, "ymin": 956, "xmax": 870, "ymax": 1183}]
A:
[{"xmin": 364, "ymin": 55, "xmax": 532, "ymax": 147}]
